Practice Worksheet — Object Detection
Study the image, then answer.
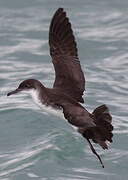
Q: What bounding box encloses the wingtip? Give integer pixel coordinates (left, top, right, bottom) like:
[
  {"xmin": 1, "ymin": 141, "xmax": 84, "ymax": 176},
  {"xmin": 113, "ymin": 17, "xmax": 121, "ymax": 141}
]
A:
[
  {"xmin": 58, "ymin": 7, "xmax": 64, "ymax": 10},
  {"xmin": 56, "ymin": 8, "xmax": 64, "ymax": 13}
]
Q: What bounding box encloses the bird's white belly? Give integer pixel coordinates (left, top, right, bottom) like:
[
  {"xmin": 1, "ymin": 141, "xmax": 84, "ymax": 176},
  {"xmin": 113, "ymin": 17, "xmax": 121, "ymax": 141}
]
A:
[{"xmin": 38, "ymin": 103, "xmax": 63, "ymax": 118}]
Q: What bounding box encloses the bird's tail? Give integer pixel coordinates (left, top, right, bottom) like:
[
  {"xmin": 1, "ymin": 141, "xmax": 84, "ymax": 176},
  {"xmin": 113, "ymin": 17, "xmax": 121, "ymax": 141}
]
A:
[{"xmin": 80, "ymin": 104, "xmax": 113, "ymax": 168}]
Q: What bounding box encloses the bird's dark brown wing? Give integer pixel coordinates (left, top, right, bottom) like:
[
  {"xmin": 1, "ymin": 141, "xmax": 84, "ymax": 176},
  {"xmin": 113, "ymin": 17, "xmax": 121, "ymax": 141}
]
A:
[
  {"xmin": 62, "ymin": 103, "xmax": 96, "ymax": 128},
  {"xmin": 49, "ymin": 8, "xmax": 85, "ymax": 103}
]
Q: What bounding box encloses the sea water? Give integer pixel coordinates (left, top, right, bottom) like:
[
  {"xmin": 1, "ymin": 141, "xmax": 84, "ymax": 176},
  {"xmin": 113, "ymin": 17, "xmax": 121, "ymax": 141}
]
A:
[{"xmin": 0, "ymin": 0, "xmax": 128, "ymax": 179}]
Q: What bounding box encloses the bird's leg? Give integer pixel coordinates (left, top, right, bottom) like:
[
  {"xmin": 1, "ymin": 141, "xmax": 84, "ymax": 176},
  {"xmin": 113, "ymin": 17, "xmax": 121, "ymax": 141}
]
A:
[{"xmin": 86, "ymin": 138, "xmax": 104, "ymax": 168}]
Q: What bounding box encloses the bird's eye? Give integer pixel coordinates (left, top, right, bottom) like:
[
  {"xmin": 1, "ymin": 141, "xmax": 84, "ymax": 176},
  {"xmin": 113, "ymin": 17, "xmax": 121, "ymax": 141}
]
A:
[{"xmin": 25, "ymin": 84, "xmax": 31, "ymax": 88}]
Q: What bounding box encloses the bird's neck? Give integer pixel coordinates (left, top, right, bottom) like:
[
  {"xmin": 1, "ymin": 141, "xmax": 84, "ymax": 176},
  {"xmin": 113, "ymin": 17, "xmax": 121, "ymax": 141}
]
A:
[
  {"xmin": 29, "ymin": 85, "xmax": 49, "ymax": 106},
  {"xmin": 38, "ymin": 86, "xmax": 50, "ymax": 104}
]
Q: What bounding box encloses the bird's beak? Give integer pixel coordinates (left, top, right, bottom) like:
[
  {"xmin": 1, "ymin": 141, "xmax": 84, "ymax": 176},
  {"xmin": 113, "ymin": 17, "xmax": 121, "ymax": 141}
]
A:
[{"xmin": 7, "ymin": 88, "xmax": 22, "ymax": 96}]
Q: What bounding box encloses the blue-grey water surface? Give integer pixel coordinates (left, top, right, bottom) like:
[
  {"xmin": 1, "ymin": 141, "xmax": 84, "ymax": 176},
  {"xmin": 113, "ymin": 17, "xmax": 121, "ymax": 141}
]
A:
[{"xmin": 0, "ymin": 0, "xmax": 128, "ymax": 179}]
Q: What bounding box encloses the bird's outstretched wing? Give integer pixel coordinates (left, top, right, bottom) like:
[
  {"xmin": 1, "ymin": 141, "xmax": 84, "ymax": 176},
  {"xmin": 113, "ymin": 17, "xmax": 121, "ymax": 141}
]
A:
[
  {"xmin": 62, "ymin": 103, "xmax": 95, "ymax": 128},
  {"xmin": 49, "ymin": 8, "xmax": 85, "ymax": 103}
]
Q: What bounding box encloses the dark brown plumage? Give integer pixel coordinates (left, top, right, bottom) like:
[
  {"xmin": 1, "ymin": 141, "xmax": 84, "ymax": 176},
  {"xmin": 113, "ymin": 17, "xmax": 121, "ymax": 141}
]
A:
[
  {"xmin": 49, "ymin": 8, "xmax": 85, "ymax": 103},
  {"xmin": 7, "ymin": 8, "xmax": 113, "ymax": 168}
]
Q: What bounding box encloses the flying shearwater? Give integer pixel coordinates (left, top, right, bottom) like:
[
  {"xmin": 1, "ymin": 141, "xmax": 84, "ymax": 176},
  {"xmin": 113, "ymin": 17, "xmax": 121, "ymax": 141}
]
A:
[{"xmin": 7, "ymin": 8, "xmax": 113, "ymax": 168}]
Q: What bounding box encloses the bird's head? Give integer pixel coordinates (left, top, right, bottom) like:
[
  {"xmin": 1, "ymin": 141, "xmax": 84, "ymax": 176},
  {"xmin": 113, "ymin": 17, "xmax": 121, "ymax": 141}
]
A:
[{"xmin": 7, "ymin": 79, "xmax": 42, "ymax": 96}]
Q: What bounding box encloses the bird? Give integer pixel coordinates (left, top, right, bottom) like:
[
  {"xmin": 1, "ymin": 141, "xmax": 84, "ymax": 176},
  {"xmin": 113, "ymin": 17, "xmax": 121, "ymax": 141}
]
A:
[{"xmin": 7, "ymin": 8, "xmax": 113, "ymax": 168}]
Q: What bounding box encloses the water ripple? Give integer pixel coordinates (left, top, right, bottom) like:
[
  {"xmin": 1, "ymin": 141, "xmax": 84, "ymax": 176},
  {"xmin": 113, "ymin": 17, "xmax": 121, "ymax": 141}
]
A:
[{"xmin": 0, "ymin": 132, "xmax": 59, "ymax": 179}]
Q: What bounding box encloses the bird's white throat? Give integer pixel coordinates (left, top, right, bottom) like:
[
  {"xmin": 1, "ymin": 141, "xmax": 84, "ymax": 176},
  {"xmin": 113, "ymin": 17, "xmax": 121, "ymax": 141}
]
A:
[{"xmin": 25, "ymin": 89, "xmax": 63, "ymax": 118}]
